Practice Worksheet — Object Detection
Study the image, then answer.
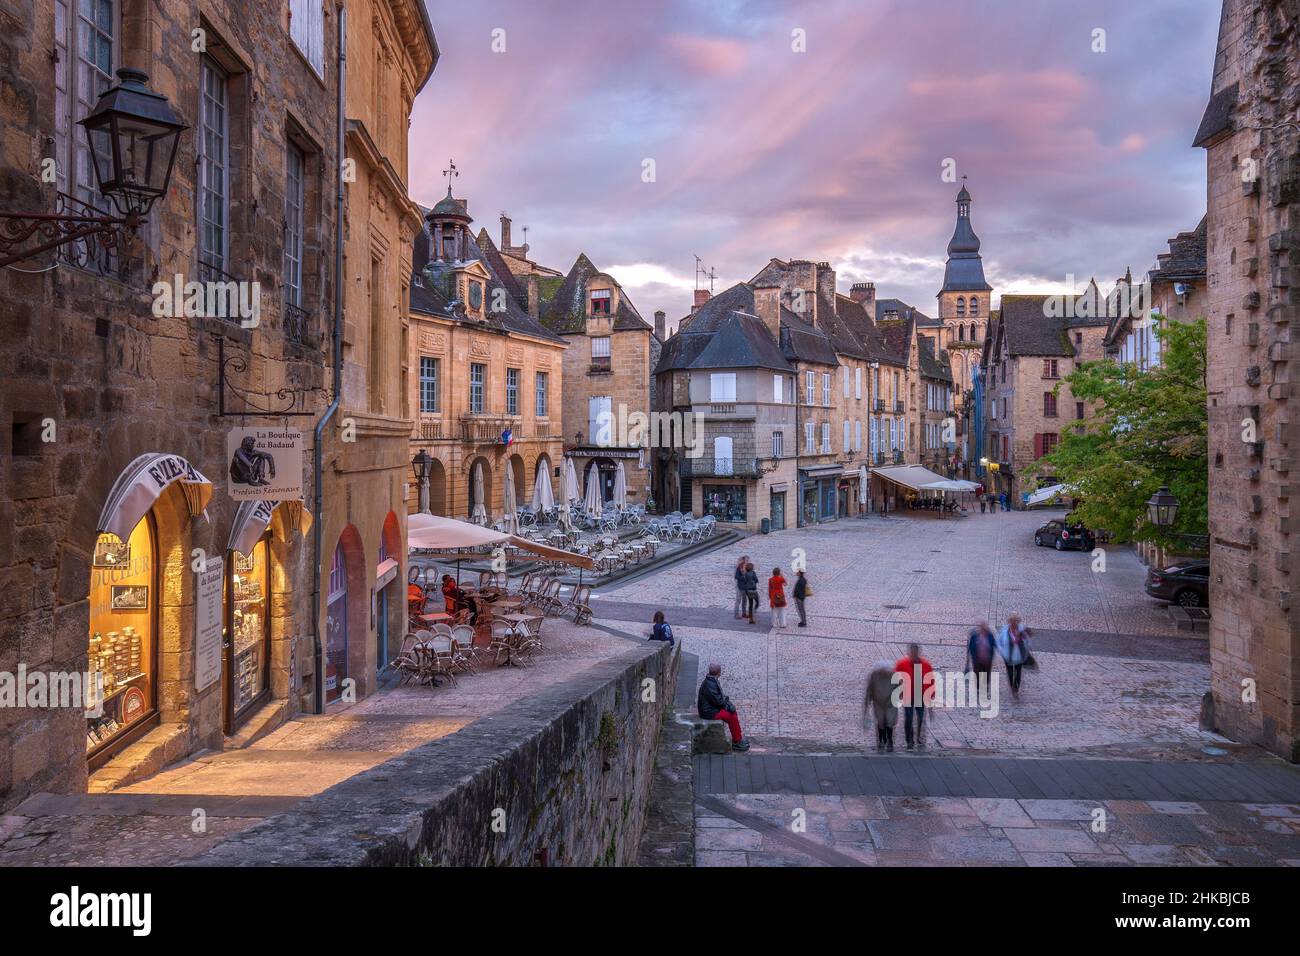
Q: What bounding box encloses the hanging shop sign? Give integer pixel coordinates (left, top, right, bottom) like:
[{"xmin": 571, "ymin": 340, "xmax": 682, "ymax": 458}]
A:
[
  {"xmin": 195, "ymin": 555, "xmax": 224, "ymax": 693},
  {"xmin": 226, "ymin": 427, "xmax": 304, "ymax": 501}
]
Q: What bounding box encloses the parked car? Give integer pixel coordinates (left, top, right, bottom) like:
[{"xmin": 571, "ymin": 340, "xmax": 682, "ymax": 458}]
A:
[
  {"xmin": 1145, "ymin": 560, "xmax": 1210, "ymax": 608},
  {"xmin": 1033, "ymin": 518, "xmax": 1096, "ymax": 551}
]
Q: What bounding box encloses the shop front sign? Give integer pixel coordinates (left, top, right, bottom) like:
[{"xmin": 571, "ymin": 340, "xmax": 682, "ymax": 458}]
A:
[{"xmin": 226, "ymin": 427, "xmax": 304, "ymax": 501}]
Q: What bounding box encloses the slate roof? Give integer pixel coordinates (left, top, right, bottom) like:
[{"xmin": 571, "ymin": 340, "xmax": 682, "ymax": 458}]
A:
[
  {"xmin": 1149, "ymin": 216, "xmax": 1208, "ymax": 283},
  {"xmin": 540, "ymin": 253, "xmax": 652, "ymax": 335},
  {"xmin": 409, "ymin": 210, "xmax": 564, "ymax": 344},
  {"xmin": 876, "ymin": 317, "xmax": 914, "ymax": 367},
  {"xmin": 836, "ymin": 295, "xmax": 902, "ymax": 367},
  {"xmin": 917, "ymin": 335, "xmax": 953, "ymax": 383},
  {"xmin": 942, "ymin": 186, "xmax": 992, "ymax": 292},
  {"xmin": 876, "ymin": 298, "xmax": 938, "ymax": 328},
  {"xmin": 1192, "ymin": 82, "xmax": 1238, "ymax": 148},
  {"xmin": 998, "ymin": 295, "xmax": 1073, "ymax": 357},
  {"xmin": 473, "ymin": 228, "xmax": 527, "ymax": 309},
  {"xmin": 656, "ymin": 281, "xmax": 843, "ymax": 374}
]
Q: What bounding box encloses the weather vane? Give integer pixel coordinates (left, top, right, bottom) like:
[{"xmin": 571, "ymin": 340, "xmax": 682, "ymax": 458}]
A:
[{"xmin": 443, "ymin": 159, "xmax": 459, "ymax": 193}]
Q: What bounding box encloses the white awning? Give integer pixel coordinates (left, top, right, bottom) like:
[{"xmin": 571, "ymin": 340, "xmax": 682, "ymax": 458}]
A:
[
  {"xmin": 407, "ymin": 512, "xmax": 594, "ymax": 569},
  {"xmin": 1026, "ymin": 483, "xmax": 1067, "ymax": 506},
  {"xmin": 228, "ymin": 498, "xmax": 312, "ymax": 556},
  {"xmin": 869, "ymin": 464, "xmax": 952, "ymax": 492},
  {"xmin": 97, "ymin": 453, "xmax": 213, "ymax": 541}
]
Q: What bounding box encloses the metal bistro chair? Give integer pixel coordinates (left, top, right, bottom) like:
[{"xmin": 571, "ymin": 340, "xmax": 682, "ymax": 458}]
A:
[
  {"xmin": 422, "ymin": 633, "xmax": 457, "ymax": 685},
  {"xmin": 561, "ymin": 584, "xmax": 594, "ymax": 625},
  {"xmin": 391, "ymin": 634, "xmax": 423, "ymax": 685},
  {"xmin": 448, "ymin": 623, "xmax": 479, "ymax": 673}
]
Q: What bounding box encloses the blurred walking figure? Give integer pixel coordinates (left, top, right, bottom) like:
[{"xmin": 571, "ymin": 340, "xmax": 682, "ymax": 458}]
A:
[
  {"xmin": 863, "ymin": 659, "xmax": 898, "ymax": 753},
  {"xmin": 733, "ymin": 555, "xmax": 750, "ymax": 619},
  {"xmin": 966, "ymin": 620, "xmax": 997, "ymax": 697},
  {"xmin": 742, "ymin": 562, "xmax": 760, "ymax": 624},
  {"xmin": 792, "ymin": 570, "xmax": 810, "ymax": 627},
  {"xmin": 697, "ymin": 662, "xmax": 749, "ymax": 751},
  {"xmin": 768, "ymin": 568, "xmax": 788, "ymax": 628},
  {"xmin": 996, "ymin": 614, "xmax": 1034, "ymax": 697},
  {"xmin": 894, "ymin": 643, "xmax": 934, "ymax": 751}
]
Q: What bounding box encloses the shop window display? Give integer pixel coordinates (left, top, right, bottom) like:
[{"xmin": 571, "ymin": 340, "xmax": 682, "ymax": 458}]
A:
[
  {"xmin": 229, "ymin": 533, "xmax": 271, "ymax": 718},
  {"xmin": 87, "ymin": 517, "xmax": 158, "ymax": 760},
  {"xmin": 702, "ymin": 484, "xmax": 746, "ymax": 523}
]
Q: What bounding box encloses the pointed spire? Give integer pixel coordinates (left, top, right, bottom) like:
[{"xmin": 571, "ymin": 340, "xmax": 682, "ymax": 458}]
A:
[{"xmin": 940, "ymin": 180, "xmax": 991, "ymax": 293}]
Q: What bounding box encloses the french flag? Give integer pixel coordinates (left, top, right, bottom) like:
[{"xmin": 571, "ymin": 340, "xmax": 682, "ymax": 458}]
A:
[{"xmin": 501, "ymin": 427, "xmax": 513, "ymax": 447}]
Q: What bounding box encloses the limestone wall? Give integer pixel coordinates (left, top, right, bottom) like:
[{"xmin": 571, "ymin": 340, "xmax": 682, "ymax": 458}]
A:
[{"xmin": 189, "ymin": 640, "xmax": 677, "ymax": 867}]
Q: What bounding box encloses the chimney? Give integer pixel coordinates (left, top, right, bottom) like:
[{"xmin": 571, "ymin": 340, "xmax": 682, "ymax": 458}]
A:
[
  {"xmin": 753, "ymin": 285, "xmax": 781, "ymax": 342},
  {"xmin": 500, "ymin": 213, "xmax": 512, "ymax": 250},
  {"xmin": 815, "ymin": 262, "xmax": 835, "ymax": 325},
  {"xmin": 527, "ymin": 274, "xmax": 540, "ymax": 319},
  {"xmin": 692, "ymin": 288, "xmax": 711, "ymax": 313},
  {"xmin": 849, "ymin": 281, "xmax": 876, "ymax": 312},
  {"xmin": 654, "ymin": 309, "xmax": 666, "ymax": 340}
]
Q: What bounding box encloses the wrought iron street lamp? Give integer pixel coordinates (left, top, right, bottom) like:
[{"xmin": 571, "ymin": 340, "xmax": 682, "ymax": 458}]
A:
[
  {"xmin": 1146, "ymin": 485, "xmax": 1179, "ymax": 528},
  {"xmin": 0, "ymin": 68, "xmax": 187, "ymax": 268}
]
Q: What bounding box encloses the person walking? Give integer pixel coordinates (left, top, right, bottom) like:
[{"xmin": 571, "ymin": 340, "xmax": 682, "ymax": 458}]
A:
[
  {"xmin": 697, "ymin": 663, "xmax": 749, "ymax": 751},
  {"xmin": 650, "ymin": 609, "xmax": 675, "ymax": 647},
  {"xmin": 768, "ymin": 567, "xmax": 788, "ymax": 628},
  {"xmin": 965, "ymin": 620, "xmax": 997, "ymax": 698},
  {"xmin": 894, "ymin": 643, "xmax": 934, "ymax": 751},
  {"xmin": 996, "ymin": 614, "xmax": 1034, "ymax": 697},
  {"xmin": 979, "ymin": 495, "xmax": 986, "ymax": 514},
  {"xmin": 742, "ymin": 562, "xmax": 760, "ymax": 624},
  {"xmin": 863, "ymin": 659, "xmax": 898, "ymax": 752},
  {"xmin": 792, "ymin": 569, "xmax": 810, "ymax": 627},
  {"xmin": 733, "ymin": 555, "xmax": 750, "ymax": 619}
]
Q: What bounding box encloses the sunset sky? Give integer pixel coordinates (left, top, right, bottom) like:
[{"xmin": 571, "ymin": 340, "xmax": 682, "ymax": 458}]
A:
[{"xmin": 409, "ymin": 0, "xmax": 1220, "ymax": 328}]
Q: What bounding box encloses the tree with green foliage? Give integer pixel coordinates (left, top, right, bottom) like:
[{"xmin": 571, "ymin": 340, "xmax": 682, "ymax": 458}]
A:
[{"xmin": 1031, "ymin": 317, "xmax": 1206, "ymax": 544}]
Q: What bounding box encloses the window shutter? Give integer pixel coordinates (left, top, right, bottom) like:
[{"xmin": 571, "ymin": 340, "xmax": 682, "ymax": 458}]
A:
[{"xmin": 1034, "ymin": 434, "xmax": 1044, "ymax": 458}]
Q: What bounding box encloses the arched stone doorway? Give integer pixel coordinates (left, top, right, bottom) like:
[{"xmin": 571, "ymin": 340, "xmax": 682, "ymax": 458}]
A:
[
  {"xmin": 428, "ymin": 457, "xmax": 447, "ymax": 516},
  {"xmin": 326, "ymin": 524, "xmax": 366, "ymax": 704}
]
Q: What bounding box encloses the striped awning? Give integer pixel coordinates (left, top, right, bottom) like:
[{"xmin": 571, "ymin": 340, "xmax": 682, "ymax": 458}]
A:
[
  {"xmin": 96, "ymin": 453, "xmax": 213, "ymax": 541},
  {"xmin": 228, "ymin": 498, "xmax": 313, "ymax": 556}
]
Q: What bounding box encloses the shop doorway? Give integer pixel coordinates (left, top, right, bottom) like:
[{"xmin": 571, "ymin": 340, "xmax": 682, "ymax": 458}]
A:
[
  {"xmin": 87, "ymin": 515, "xmax": 160, "ymax": 769},
  {"xmin": 227, "ymin": 529, "xmax": 272, "ymax": 732},
  {"xmin": 770, "ymin": 491, "xmax": 786, "ymax": 531}
]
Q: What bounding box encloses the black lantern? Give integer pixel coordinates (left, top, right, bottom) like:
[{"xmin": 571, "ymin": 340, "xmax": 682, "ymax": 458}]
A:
[
  {"xmin": 411, "ymin": 449, "xmax": 433, "ymax": 483},
  {"xmin": 78, "ymin": 68, "xmax": 188, "ymax": 221},
  {"xmin": 1146, "ymin": 485, "xmax": 1179, "ymax": 527}
]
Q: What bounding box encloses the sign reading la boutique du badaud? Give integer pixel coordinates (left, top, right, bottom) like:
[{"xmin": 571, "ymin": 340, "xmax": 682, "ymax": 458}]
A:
[{"xmin": 225, "ymin": 427, "xmax": 304, "ymax": 501}]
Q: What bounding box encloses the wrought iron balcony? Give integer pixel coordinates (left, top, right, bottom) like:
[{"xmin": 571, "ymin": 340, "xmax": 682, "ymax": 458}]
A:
[
  {"xmin": 893, "ymin": 400, "xmax": 905, "ymax": 413},
  {"xmin": 284, "ymin": 300, "xmax": 310, "ymax": 345},
  {"xmin": 679, "ymin": 456, "xmax": 764, "ymax": 478},
  {"xmin": 873, "ymin": 399, "xmax": 885, "ymax": 412}
]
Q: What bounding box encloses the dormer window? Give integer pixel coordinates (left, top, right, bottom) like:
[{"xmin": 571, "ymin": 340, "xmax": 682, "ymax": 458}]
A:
[{"xmin": 590, "ymin": 288, "xmax": 612, "ymax": 315}]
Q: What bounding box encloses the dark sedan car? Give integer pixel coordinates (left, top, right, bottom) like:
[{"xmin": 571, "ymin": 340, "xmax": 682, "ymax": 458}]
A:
[
  {"xmin": 1146, "ymin": 560, "xmax": 1210, "ymax": 608},
  {"xmin": 1033, "ymin": 519, "xmax": 1096, "ymax": 551}
]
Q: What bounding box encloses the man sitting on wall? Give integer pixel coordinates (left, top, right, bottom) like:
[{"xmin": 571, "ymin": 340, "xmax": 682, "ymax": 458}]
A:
[{"xmin": 698, "ymin": 662, "xmax": 750, "ymax": 752}]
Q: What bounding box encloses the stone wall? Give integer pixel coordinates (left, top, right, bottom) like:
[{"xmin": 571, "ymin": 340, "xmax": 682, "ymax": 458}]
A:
[
  {"xmin": 189, "ymin": 639, "xmax": 677, "ymax": 866},
  {"xmin": 1200, "ymin": 0, "xmax": 1300, "ymax": 761}
]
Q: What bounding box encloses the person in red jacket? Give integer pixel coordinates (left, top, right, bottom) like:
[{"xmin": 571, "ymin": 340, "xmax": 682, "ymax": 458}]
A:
[
  {"xmin": 768, "ymin": 568, "xmax": 788, "ymax": 628},
  {"xmin": 893, "ymin": 643, "xmax": 935, "ymax": 751}
]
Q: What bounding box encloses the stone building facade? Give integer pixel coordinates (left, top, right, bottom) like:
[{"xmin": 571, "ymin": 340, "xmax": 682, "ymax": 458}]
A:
[
  {"xmin": 539, "ymin": 253, "xmax": 659, "ymax": 509},
  {"xmin": 981, "ymin": 292, "xmax": 1109, "ymax": 504},
  {"xmin": 0, "ymin": 0, "xmax": 436, "ymax": 811},
  {"xmin": 1195, "ymin": 0, "xmax": 1300, "ymax": 761},
  {"xmin": 0, "ymin": 0, "xmax": 381, "ymax": 811},
  {"xmin": 320, "ymin": 0, "xmax": 437, "ymax": 703},
  {"xmin": 406, "ymin": 189, "xmax": 567, "ymax": 526}
]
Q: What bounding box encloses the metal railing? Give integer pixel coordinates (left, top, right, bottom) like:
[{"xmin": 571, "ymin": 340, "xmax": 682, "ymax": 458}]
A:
[
  {"xmin": 679, "ymin": 456, "xmax": 763, "ymax": 478},
  {"xmin": 284, "ymin": 300, "xmax": 310, "ymax": 345}
]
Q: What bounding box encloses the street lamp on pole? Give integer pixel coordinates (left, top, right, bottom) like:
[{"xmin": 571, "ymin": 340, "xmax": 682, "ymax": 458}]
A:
[{"xmin": 411, "ymin": 450, "xmax": 433, "ymax": 514}]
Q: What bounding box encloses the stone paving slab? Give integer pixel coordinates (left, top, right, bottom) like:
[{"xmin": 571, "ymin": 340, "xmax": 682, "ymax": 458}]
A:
[
  {"xmin": 696, "ymin": 792, "xmax": 1300, "ymax": 867},
  {"xmin": 696, "ymin": 754, "xmax": 1300, "ymax": 802}
]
